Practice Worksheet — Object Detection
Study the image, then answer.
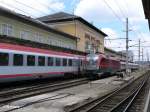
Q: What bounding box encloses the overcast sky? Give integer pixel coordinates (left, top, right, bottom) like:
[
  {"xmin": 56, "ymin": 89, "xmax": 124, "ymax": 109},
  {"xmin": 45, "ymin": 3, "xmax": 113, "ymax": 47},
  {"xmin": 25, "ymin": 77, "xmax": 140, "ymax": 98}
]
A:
[{"xmin": 0, "ymin": 0, "xmax": 149, "ymax": 61}]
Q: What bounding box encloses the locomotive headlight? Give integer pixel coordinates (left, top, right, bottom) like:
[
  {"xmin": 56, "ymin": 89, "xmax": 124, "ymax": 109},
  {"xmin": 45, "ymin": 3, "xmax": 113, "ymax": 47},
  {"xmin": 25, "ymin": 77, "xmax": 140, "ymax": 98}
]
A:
[
  {"xmin": 86, "ymin": 57, "xmax": 90, "ymax": 61},
  {"xmin": 93, "ymin": 56, "xmax": 98, "ymax": 61}
]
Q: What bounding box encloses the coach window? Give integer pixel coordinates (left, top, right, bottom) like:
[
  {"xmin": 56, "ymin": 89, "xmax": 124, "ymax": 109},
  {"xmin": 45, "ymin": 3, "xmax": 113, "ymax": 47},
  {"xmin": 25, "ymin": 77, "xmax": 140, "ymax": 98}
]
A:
[
  {"xmin": 69, "ymin": 59, "xmax": 72, "ymax": 66},
  {"xmin": 27, "ymin": 55, "xmax": 35, "ymax": 66},
  {"xmin": 13, "ymin": 54, "xmax": 23, "ymax": 66},
  {"xmin": 72, "ymin": 59, "xmax": 76, "ymax": 66},
  {"xmin": 48, "ymin": 57, "xmax": 53, "ymax": 66},
  {"xmin": 0, "ymin": 53, "xmax": 9, "ymax": 66},
  {"xmin": 56, "ymin": 58, "xmax": 61, "ymax": 66},
  {"xmin": 63, "ymin": 58, "xmax": 67, "ymax": 66},
  {"xmin": 80, "ymin": 60, "xmax": 83, "ymax": 66},
  {"xmin": 38, "ymin": 56, "xmax": 45, "ymax": 66}
]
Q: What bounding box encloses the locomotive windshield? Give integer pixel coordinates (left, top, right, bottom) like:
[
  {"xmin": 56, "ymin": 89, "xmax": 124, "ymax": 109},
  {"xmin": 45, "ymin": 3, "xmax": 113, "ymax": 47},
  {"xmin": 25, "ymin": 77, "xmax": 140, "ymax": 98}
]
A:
[{"xmin": 86, "ymin": 54, "xmax": 98, "ymax": 65}]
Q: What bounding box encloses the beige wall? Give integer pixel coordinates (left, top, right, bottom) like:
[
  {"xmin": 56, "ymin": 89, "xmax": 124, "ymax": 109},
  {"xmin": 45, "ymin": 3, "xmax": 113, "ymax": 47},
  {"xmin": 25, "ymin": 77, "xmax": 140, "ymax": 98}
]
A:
[
  {"xmin": 49, "ymin": 20, "xmax": 105, "ymax": 53},
  {"xmin": 0, "ymin": 16, "xmax": 76, "ymax": 50},
  {"xmin": 105, "ymin": 49, "xmax": 126, "ymax": 60}
]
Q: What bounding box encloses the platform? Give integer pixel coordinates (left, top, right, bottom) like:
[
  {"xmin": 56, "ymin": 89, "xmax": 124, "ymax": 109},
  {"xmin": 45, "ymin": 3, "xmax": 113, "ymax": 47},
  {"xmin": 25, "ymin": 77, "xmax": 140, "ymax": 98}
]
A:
[{"xmin": 0, "ymin": 70, "xmax": 146, "ymax": 112}]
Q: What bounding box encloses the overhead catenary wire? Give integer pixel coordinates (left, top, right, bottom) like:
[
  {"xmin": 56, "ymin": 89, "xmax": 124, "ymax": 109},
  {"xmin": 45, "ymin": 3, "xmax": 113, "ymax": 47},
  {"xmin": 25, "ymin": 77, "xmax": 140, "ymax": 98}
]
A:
[
  {"xmin": 0, "ymin": 0, "xmax": 68, "ymax": 20},
  {"xmin": 102, "ymin": 0, "xmax": 125, "ymax": 25},
  {"xmin": 102, "ymin": 0, "xmax": 126, "ymax": 46},
  {"xmin": 0, "ymin": 0, "xmax": 37, "ymax": 18},
  {"xmin": 13, "ymin": 0, "xmax": 49, "ymax": 15},
  {"xmin": 13, "ymin": 0, "xmax": 65, "ymax": 18},
  {"xmin": 103, "ymin": 0, "xmax": 147, "ymax": 61},
  {"xmin": 36, "ymin": 0, "xmax": 56, "ymax": 13},
  {"xmin": 0, "ymin": 0, "xmax": 56, "ymax": 18},
  {"xmin": 105, "ymin": 0, "xmax": 145, "ymax": 41},
  {"xmin": 121, "ymin": 1, "xmax": 147, "ymax": 43},
  {"xmin": 115, "ymin": 0, "xmax": 146, "ymax": 42},
  {"xmin": 123, "ymin": 0, "xmax": 130, "ymax": 17},
  {"xmin": 112, "ymin": 0, "xmax": 126, "ymax": 18},
  {"xmin": 129, "ymin": 41, "xmax": 149, "ymax": 47}
]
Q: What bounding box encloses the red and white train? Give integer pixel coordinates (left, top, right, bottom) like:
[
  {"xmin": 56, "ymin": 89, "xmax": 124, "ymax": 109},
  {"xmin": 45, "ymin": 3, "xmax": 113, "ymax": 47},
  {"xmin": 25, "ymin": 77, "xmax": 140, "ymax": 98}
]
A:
[
  {"xmin": 0, "ymin": 43, "xmax": 139, "ymax": 83},
  {"xmin": 86, "ymin": 53, "xmax": 139, "ymax": 78},
  {"xmin": 0, "ymin": 43, "xmax": 86, "ymax": 83},
  {"xmin": 86, "ymin": 53, "xmax": 121, "ymax": 78}
]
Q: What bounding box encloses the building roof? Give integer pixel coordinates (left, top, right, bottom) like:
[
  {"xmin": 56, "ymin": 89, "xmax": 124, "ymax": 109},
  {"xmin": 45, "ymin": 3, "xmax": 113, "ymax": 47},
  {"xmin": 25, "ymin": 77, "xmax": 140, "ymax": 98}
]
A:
[
  {"xmin": 0, "ymin": 7, "xmax": 79, "ymax": 40},
  {"xmin": 37, "ymin": 12, "xmax": 107, "ymax": 37},
  {"xmin": 104, "ymin": 47, "xmax": 126, "ymax": 57},
  {"xmin": 38, "ymin": 12, "xmax": 77, "ymax": 21},
  {"xmin": 142, "ymin": 0, "xmax": 150, "ymax": 29}
]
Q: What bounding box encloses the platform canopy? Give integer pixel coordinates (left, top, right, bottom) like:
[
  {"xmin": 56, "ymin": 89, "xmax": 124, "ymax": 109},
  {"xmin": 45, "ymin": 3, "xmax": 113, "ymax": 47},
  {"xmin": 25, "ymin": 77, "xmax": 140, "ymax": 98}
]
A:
[{"xmin": 142, "ymin": 0, "xmax": 150, "ymax": 29}]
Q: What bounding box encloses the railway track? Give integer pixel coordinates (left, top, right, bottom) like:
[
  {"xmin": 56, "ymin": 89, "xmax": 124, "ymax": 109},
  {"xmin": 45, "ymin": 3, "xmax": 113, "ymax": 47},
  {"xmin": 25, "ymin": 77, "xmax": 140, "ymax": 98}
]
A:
[
  {"xmin": 0, "ymin": 78, "xmax": 88, "ymax": 105},
  {"xmin": 122, "ymin": 72, "xmax": 150, "ymax": 112},
  {"xmin": 68, "ymin": 71, "xmax": 149, "ymax": 112}
]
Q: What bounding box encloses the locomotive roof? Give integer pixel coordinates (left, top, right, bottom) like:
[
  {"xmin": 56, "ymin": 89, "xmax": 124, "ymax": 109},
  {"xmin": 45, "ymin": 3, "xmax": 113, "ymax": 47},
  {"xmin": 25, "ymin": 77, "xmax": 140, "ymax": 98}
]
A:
[{"xmin": 87, "ymin": 53, "xmax": 120, "ymax": 61}]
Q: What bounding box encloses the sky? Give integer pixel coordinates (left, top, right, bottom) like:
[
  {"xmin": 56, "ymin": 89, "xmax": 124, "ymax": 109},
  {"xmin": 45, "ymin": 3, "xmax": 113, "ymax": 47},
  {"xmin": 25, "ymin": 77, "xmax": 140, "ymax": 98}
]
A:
[{"xmin": 0, "ymin": 0, "xmax": 149, "ymax": 61}]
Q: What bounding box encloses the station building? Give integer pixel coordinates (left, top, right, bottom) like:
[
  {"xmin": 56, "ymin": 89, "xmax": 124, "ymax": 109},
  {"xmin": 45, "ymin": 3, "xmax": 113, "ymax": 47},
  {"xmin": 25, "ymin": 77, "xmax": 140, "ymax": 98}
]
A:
[
  {"xmin": 38, "ymin": 12, "xmax": 107, "ymax": 53},
  {"xmin": 104, "ymin": 47, "xmax": 126, "ymax": 61},
  {"xmin": 0, "ymin": 7, "xmax": 128, "ymax": 62},
  {"xmin": 0, "ymin": 7, "xmax": 78, "ymax": 51}
]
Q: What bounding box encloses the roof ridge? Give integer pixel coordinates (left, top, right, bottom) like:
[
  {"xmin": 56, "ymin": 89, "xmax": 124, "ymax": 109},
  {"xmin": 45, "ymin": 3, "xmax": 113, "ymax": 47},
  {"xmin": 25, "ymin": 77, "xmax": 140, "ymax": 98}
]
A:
[{"xmin": 37, "ymin": 12, "xmax": 107, "ymax": 37}]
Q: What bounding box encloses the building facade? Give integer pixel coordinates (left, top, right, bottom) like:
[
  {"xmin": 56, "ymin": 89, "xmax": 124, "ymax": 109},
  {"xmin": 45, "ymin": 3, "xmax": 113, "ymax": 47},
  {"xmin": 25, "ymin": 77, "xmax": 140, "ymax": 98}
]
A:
[
  {"xmin": 104, "ymin": 47, "xmax": 126, "ymax": 61},
  {"xmin": 0, "ymin": 7, "xmax": 77, "ymax": 50},
  {"xmin": 38, "ymin": 12, "xmax": 107, "ymax": 53},
  {"xmin": 118, "ymin": 50, "xmax": 134, "ymax": 62}
]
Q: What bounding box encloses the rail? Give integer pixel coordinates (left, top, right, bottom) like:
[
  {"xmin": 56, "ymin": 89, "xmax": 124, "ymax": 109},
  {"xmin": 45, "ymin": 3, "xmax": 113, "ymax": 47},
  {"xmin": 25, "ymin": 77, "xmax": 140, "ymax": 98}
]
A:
[
  {"xmin": 68, "ymin": 71, "xmax": 149, "ymax": 112},
  {"xmin": 0, "ymin": 78, "xmax": 88, "ymax": 105}
]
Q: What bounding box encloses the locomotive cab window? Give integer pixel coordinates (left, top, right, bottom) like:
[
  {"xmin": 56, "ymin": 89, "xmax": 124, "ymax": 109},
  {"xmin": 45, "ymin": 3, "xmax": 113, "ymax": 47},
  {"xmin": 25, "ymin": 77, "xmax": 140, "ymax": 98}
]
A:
[
  {"xmin": 48, "ymin": 57, "xmax": 54, "ymax": 66},
  {"xmin": 56, "ymin": 58, "xmax": 61, "ymax": 66},
  {"xmin": 0, "ymin": 53, "xmax": 9, "ymax": 66},
  {"xmin": 69, "ymin": 59, "xmax": 72, "ymax": 66},
  {"xmin": 38, "ymin": 56, "xmax": 45, "ymax": 66},
  {"xmin": 13, "ymin": 54, "xmax": 23, "ymax": 66},
  {"xmin": 27, "ymin": 55, "xmax": 35, "ymax": 66},
  {"xmin": 62, "ymin": 58, "xmax": 67, "ymax": 66}
]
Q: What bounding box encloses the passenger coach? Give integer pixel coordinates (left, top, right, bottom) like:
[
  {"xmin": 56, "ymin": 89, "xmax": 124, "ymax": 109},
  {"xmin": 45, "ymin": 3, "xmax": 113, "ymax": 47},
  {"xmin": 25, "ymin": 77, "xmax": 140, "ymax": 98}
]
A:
[{"xmin": 0, "ymin": 43, "xmax": 86, "ymax": 83}]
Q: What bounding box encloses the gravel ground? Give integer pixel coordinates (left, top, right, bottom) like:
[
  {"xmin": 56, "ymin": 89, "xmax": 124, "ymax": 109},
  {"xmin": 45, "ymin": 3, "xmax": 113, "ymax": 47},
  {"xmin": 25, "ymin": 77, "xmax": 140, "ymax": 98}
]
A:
[{"xmin": 0, "ymin": 70, "xmax": 148, "ymax": 112}]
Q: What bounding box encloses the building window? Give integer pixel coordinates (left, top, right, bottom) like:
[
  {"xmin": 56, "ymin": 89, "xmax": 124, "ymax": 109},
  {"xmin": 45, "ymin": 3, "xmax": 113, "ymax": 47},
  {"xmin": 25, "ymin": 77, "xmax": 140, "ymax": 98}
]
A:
[
  {"xmin": 27, "ymin": 55, "xmax": 35, "ymax": 66},
  {"xmin": 62, "ymin": 58, "xmax": 67, "ymax": 66},
  {"xmin": 85, "ymin": 33, "xmax": 90, "ymax": 39},
  {"xmin": 38, "ymin": 56, "xmax": 45, "ymax": 66},
  {"xmin": 96, "ymin": 40, "xmax": 100, "ymax": 52},
  {"xmin": 56, "ymin": 58, "xmax": 61, "ymax": 66},
  {"xmin": 20, "ymin": 30, "xmax": 30, "ymax": 40},
  {"xmin": 85, "ymin": 41, "xmax": 90, "ymax": 50},
  {"xmin": 48, "ymin": 38, "xmax": 52, "ymax": 45},
  {"xmin": 1, "ymin": 24, "xmax": 13, "ymax": 36},
  {"xmin": 0, "ymin": 53, "xmax": 9, "ymax": 66},
  {"xmin": 13, "ymin": 54, "xmax": 23, "ymax": 66},
  {"xmin": 34, "ymin": 32, "xmax": 44, "ymax": 43},
  {"xmin": 48, "ymin": 57, "xmax": 54, "ymax": 66}
]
